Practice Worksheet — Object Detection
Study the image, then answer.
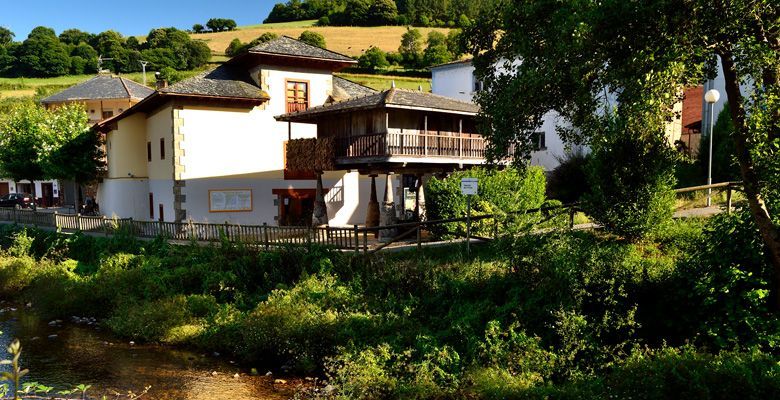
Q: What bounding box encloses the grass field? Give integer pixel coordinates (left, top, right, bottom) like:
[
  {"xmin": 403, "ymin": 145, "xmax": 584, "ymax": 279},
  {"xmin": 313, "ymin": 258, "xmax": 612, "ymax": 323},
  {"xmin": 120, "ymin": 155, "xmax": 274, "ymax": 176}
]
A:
[
  {"xmin": 192, "ymin": 24, "xmax": 451, "ymax": 57},
  {"xmin": 0, "ymin": 70, "xmax": 203, "ymax": 99},
  {"xmin": 336, "ymin": 72, "xmax": 431, "ymax": 91}
]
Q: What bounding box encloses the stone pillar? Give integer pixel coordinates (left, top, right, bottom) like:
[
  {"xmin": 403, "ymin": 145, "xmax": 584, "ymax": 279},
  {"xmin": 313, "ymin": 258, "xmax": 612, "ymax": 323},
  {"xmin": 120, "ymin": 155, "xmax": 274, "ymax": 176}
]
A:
[
  {"xmin": 365, "ymin": 174, "xmax": 380, "ymax": 229},
  {"xmin": 379, "ymin": 173, "xmax": 398, "ymax": 241},
  {"xmin": 414, "ymin": 174, "xmax": 427, "ymax": 221},
  {"xmin": 312, "ymin": 172, "xmax": 328, "ymax": 226}
]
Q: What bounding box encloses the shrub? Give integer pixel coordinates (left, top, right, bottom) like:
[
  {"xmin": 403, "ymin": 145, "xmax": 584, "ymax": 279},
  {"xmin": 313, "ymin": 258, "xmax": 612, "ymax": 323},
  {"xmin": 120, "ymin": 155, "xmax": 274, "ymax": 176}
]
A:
[
  {"xmin": 298, "ymin": 31, "xmax": 326, "ymax": 48},
  {"xmin": 0, "ymin": 256, "xmax": 37, "ymax": 294},
  {"xmin": 358, "ymin": 46, "xmax": 389, "ymax": 71},
  {"xmin": 425, "ymin": 166, "xmax": 546, "ymax": 237},
  {"xmin": 546, "ymin": 149, "xmax": 590, "ymax": 203},
  {"xmin": 106, "ymin": 295, "xmax": 195, "ymax": 343},
  {"xmin": 317, "ymin": 16, "xmax": 331, "ymax": 26},
  {"xmin": 582, "ymin": 120, "xmax": 677, "ymax": 241}
]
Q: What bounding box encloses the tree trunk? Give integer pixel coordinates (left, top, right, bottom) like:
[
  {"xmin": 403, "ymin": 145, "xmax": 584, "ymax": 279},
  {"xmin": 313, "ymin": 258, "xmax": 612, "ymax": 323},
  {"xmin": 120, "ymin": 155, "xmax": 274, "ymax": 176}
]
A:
[
  {"xmin": 74, "ymin": 181, "xmax": 82, "ymax": 215},
  {"xmin": 719, "ymin": 51, "xmax": 780, "ymax": 310},
  {"xmin": 29, "ymin": 180, "xmax": 37, "ymax": 211}
]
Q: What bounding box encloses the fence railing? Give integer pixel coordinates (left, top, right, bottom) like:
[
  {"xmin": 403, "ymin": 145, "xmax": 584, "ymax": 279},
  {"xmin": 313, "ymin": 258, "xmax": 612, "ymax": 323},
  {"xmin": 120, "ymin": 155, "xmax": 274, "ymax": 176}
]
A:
[
  {"xmin": 335, "ymin": 132, "xmax": 487, "ymax": 159},
  {"xmin": 0, "ymin": 182, "xmax": 742, "ymax": 254}
]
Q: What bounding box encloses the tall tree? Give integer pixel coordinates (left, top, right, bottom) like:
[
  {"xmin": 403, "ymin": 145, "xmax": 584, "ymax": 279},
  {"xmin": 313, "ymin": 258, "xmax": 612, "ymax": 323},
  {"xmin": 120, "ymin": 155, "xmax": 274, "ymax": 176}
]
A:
[
  {"xmin": 464, "ymin": 0, "xmax": 780, "ymax": 308},
  {"xmin": 16, "ymin": 26, "xmax": 70, "ymax": 77},
  {"xmin": 46, "ymin": 103, "xmax": 104, "ymax": 212},
  {"xmin": 0, "ymin": 102, "xmax": 52, "ymax": 207},
  {"xmin": 298, "ymin": 31, "xmax": 327, "ymax": 48},
  {"xmin": 0, "ymin": 27, "xmax": 14, "ymax": 46},
  {"xmin": 398, "ymin": 27, "xmax": 423, "ymax": 67}
]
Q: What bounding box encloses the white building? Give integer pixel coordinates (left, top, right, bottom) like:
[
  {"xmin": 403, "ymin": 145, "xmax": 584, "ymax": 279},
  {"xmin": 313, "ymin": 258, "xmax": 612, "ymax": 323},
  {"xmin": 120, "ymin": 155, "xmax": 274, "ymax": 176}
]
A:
[
  {"xmin": 96, "ymin": 36, "xmax": 486, "ymax": 227},
  {"xmin": 431, "ymin": 59, "xmax": 579, "ymax": 171}
]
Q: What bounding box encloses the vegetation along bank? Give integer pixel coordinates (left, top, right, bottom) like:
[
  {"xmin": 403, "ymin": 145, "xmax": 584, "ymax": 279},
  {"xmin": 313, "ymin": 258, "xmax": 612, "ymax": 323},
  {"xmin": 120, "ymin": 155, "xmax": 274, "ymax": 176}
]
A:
[{"xmin": 0, "ymin": 205, "xmax": 778, "ymax": 399}]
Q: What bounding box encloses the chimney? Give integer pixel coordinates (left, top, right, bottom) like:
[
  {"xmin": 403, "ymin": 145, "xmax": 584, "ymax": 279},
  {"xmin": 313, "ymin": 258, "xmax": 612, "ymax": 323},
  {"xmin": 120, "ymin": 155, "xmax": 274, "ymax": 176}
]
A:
[{"xmin": 155, "ymin": 72, "xmax": 168, "ymax": 90}]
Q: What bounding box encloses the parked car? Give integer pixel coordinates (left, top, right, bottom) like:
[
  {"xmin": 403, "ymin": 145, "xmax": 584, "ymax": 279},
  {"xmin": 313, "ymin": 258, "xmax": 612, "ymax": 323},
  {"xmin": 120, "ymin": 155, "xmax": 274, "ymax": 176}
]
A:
[{"xmin": 0, "ymin": 193, "xmax": 34, "ymax": 209}]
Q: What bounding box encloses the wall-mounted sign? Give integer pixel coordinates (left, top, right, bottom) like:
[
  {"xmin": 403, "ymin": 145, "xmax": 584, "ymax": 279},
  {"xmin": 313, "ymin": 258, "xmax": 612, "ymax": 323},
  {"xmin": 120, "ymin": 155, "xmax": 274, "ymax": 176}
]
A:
[
  {"xmin": 460, "ymin": 178, "xmax": 478, "ymax": 196},
  {"xmin": 209, "ymin": 189, "xmax": 253, "ymax": 212}
]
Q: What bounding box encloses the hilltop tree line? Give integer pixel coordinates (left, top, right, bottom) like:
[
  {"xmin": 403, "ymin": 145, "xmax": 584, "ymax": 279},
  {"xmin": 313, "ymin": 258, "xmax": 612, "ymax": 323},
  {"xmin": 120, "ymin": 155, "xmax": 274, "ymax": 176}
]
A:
[
  {"xmin": 192, "ymin": 18, "xmax": 238, "ymax": 34},
  {"xmin": 359, "ymin": 28, "xmax": 462, "ymax": 70},
  {"xmin": 0, "ymin": 26, "xmax": 211, "ymax": 78},
  {"xmin": 265, "ymin": 0, "xmax": 495, "ymax": 27}
]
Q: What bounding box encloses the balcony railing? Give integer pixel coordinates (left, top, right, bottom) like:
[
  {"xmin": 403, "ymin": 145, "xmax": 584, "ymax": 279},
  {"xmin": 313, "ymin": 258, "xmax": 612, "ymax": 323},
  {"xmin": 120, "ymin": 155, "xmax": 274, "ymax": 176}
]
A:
[
  {"xmin": 286, "ymin": 102, "xmax": 309, "ymax": 113},
  {"xmin": 335, "ymin": 132, "xmax": 486, "ymax": 159}
]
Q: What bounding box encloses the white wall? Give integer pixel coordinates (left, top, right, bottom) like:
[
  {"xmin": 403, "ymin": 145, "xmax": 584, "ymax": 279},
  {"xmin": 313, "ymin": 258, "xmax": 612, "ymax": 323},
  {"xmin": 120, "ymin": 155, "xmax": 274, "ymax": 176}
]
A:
[
  {"xmin": 180, "ymin": 170, "xmax": 386, "ymax": 226},
  {"xmin": 98, "ymin": 179, "xmax": 149, "ymax": 220},
  {"xmin": 431, "ymin": 63, "xmax": 477, "ymax": 103}
]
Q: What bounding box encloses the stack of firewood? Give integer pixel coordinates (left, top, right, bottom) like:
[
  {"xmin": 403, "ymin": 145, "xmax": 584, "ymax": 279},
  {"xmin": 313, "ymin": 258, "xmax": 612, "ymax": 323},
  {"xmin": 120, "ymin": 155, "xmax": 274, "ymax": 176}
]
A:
[{"xmin": 286, "ymin": 138, "xmax": 335, "ymax": 172}]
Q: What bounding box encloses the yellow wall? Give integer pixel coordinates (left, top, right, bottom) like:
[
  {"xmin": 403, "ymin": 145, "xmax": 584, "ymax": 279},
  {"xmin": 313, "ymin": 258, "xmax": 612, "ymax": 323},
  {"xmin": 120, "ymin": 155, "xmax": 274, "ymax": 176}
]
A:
[
  {"xmin": 106, "ymin": 113, "xmax": 148, "ymax": 179},
  {"xmin": 146, "ymin": 105, "xmax": 174, "ymax": 180},
  {"xmin": 85, "ymin": 99, "xmax": 136, "ymax": 122}
]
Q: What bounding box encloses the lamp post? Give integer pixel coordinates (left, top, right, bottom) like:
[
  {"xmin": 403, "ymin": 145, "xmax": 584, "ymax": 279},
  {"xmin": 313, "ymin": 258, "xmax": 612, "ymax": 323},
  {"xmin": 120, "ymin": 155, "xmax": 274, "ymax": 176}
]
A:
[{"xmin": 704, "ymin": 88, "xmax": 721, "ymax": 207}]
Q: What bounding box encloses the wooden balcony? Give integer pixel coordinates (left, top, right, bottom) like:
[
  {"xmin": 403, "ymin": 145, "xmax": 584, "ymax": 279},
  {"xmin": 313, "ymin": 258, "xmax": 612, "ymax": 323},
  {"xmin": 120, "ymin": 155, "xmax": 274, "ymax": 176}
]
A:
[{"xmin": 335, "ymin": 132, "xmax": 486, "ymax": 160}]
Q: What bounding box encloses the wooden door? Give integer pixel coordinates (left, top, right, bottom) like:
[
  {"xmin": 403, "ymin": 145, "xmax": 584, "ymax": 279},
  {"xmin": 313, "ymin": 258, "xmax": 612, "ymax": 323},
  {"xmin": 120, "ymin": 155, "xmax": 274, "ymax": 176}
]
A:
[
  {"xmin": 0, "ymin": 183, "xmax": 8, "ymax": 197},
  {"xmin": 41, "ymin": 183, "xmax": 54, "ymax": 207}
]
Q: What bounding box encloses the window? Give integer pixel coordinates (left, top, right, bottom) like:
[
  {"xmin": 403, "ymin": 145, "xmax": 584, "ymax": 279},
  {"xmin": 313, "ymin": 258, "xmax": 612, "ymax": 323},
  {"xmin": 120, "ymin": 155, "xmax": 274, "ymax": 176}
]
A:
[
  {"xmin": 102, "ymin": 110, "xmax": 113, "ymax": 119},
  {"xmin": 286, "ymin": 80, "xmax": 309, "ymax": 113},
  {"xmin": 158, "ymin": 204, "xmax": 164, "ymax": 222},
  {"xmin": 149, "ymin": 193, "xmax": 154, "ymax": 219},
  {"xmin": 160, "ymin": 138, "xmax": 165, "ymax": 160},
  {"xmin": 147, "ymin": 142, "xmax": 152, "ymax": 162},
  {"xmin": 532, "ymin": 131, "xmax": 547, "ymax": 151},
  {"xmin": 473, "ymin": 74, "xmax": 484, "ymax": 92}
]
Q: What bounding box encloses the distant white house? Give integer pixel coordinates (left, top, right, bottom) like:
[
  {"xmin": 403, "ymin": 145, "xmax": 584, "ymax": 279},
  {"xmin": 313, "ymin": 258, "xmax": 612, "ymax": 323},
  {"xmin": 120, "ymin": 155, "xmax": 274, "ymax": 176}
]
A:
[{"xmin": 431, "ymin": 59, "xmax": 580, "ymax": 171}]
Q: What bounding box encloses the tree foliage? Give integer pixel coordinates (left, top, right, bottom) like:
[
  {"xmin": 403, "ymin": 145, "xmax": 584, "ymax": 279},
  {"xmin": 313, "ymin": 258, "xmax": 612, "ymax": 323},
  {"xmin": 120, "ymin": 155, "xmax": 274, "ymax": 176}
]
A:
[
  {"xmin": 463, "ymin": 0, "xmax": 780, "ymax": 306},
  {"xmin": 298, "ymin": 30, "xmax": 326, "ymax": 48},
  {"xmin": 205, "ymin": 18, "xmax": 237, "ymax": 32},
  {"xmin": 358, "ymin": 46, "xmax": 389, "ymax": 70},
  {"xmin": 0, "ymin": 26, "xmax": 211, "ymax": 78}
]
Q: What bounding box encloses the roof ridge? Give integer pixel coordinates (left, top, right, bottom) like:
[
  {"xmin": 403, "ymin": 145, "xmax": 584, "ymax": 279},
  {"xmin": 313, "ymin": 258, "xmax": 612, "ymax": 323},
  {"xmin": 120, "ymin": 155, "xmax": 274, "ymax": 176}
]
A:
[
  {"xmin": 118, "ymin": 76, "xmax": 132, "ymax": 98},
  {"xmin": 384, "ymin": 88, "xmax": 396, "ymax": 104}
]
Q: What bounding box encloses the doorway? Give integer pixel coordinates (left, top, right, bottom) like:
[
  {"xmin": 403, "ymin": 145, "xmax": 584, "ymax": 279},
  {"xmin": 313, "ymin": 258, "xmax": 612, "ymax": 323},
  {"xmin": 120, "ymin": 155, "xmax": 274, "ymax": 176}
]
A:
[
  {"xmin": 0, "ymin": 183, "xmax": 9, "ymax": 197},
  {"xmin": 41, "ymin": 183, "xmax": 54, "ymax": 207},
  {"xmin": 16, "ymin": 183, "xmax": 32, "ymax": 195},
  {"xmin": 272, "ymin": 188, "xmax": 328, "ymax": 226}
]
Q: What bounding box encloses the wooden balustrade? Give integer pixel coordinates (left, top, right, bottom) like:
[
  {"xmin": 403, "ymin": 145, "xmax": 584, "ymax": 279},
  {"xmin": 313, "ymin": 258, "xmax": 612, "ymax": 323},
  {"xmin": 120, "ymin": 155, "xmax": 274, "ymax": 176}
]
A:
[{"xmin": 335, "ymin": 132, "xmax": 486, "ymax": 159}]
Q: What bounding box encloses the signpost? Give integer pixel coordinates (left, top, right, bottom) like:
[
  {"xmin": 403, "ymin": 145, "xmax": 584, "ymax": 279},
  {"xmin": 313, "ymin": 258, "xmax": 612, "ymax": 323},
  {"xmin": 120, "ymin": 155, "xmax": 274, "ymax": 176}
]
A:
[{"xmin": 460, "ymin": 178, "xmax": 478, "ymax": 255}]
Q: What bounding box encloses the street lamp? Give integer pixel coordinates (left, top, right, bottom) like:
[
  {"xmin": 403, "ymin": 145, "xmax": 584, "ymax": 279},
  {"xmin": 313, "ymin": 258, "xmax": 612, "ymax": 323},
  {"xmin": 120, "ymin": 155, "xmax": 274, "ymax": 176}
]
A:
[{"xmin": 704, "ymin": 88, "xmax": 720, "ymax": 207}]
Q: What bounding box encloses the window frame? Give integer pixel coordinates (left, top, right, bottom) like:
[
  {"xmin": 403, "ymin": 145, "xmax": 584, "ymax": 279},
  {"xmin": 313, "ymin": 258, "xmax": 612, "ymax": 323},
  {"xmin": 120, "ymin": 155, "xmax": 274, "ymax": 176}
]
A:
[{"xmin": 285, "ymin": 79, "xmax": 310, "ymax": 113}]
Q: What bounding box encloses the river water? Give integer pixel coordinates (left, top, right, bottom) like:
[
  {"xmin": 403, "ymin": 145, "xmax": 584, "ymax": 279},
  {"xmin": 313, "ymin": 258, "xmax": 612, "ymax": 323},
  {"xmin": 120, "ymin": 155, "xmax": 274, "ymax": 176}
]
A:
[{"xmin": 0, "ymin": 303, "xmax": 296, "ymax": 399}]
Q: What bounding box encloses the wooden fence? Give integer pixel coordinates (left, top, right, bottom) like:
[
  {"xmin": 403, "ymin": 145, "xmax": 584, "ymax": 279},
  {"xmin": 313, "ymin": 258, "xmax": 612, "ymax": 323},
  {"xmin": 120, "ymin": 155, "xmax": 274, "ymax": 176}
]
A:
[{"xmin": 0, "ymin": 182, "xmax": 742, "ymax": 254}]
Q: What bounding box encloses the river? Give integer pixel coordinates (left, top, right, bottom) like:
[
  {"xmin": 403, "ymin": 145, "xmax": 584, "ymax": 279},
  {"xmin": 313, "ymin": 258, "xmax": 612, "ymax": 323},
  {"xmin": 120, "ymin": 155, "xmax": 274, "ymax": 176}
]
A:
[{"xmin": 0, "ymin": 302, "xmax": 296, "ymax": 399}]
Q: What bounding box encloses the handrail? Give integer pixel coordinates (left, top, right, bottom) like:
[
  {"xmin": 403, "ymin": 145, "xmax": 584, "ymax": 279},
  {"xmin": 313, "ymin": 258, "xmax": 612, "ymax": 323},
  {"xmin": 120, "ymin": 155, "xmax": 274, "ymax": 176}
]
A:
[{"xmin": 674, "ymin": 181, "xmax": 741, "ymax": 194}]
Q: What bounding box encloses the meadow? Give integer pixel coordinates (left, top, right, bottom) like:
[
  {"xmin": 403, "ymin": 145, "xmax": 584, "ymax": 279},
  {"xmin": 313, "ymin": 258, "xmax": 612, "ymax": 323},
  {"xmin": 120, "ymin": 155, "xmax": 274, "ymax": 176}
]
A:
[{"xmin": 190, "ymin": 22, "xmax": 452, "ymax": 57}]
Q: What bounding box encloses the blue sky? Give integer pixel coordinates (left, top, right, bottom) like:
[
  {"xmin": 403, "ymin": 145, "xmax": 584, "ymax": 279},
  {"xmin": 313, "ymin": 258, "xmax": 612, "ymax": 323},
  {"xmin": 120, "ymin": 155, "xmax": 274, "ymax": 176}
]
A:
[{"xmin": 1, "ymin": 0, "xmax": 278, "ymax": 39}]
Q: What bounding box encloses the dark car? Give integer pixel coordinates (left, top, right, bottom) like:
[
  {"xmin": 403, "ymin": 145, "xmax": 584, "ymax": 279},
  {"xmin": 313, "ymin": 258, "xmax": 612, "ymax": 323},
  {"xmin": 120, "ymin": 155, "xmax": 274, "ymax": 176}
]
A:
[{"xmin": 0, "ymin": 193, "xmax": 34, "ymax": 209}]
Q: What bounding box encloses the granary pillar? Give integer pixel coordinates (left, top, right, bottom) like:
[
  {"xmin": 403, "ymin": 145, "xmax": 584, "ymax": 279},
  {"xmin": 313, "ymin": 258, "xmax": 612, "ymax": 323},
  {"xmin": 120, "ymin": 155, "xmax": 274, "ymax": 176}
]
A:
[
  {"xmin": 312, "ymin": 172, "xmax": 328, "ymax": 226},
  {"xmin": 365, "ymin": 174, "xmax": 380, "ymax": 230},
  {"xmin": 414, "ymin": 174, "xmax": 427, "ymax": 221},
  {"xmin": 379, "ymin": 173, "xmax": 398, "ymax": 241}
]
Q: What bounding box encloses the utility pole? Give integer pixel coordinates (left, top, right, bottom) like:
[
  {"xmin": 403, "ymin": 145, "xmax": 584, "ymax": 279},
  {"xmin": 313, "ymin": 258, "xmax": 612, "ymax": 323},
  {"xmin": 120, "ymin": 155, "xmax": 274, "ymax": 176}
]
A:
[
  {"xmin": 97, "ymin": 55, "xmax": 114, "ymax": 73},
  {"xmin": 140, "ymin": 61, "xmax": 149, "ymax": 86}
]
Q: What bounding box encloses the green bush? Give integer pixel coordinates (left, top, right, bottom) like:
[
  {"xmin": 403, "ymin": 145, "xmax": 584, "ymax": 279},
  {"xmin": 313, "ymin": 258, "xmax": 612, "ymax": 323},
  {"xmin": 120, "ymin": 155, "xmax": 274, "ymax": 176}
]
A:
[
  {"xmin": 582, "ymin": 121, "xmax": 677, "ymax": 241},
  {"xmin": 425, "ymin": 166, "xmax": 546, "ymax": 237},
  {"xmin": 546, "ymin": 150, "xmax": 589, "ymax": 203}
]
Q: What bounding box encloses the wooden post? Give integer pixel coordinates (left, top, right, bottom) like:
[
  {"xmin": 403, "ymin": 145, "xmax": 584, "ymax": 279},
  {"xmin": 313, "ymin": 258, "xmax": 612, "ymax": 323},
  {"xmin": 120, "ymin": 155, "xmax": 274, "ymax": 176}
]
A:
[
  {"xmin": 363, "ymin": 228, "xmax": 368, "ymax": 253},
  {"xmin": 76, "ymin": 213, "xmax": 82, "ymax": 231},
  {"xmin": 53, "ymin": 211, "xmax": 58, "ymax": 229},
  {"xmin": 726, "ymin": 186, "xmax": 733, "ymax": 214},
  {"xmin": 459, "ymin": 118, "xmax": 463, "ymax": 158},
  {"xmin": 416, "ymin": 224, "xmax": 422, "ymax": 251},
  {"xmin": 424, "ymin": 115, "xmax": 428, "ymax": 156},
  {"xmin": 353, "ymin": 225, "xmax": 359, "ymax": 253},
  {"xmin": 263, "ymin": 223, "xmax": 269, "ymax": 251},
  {"xmin": 103, "ymin": 216, "xmax": 109, "ymax": 236},
  {"xmin": 569, "ymin": 208, "xmax": 576, "ymax": 229}
]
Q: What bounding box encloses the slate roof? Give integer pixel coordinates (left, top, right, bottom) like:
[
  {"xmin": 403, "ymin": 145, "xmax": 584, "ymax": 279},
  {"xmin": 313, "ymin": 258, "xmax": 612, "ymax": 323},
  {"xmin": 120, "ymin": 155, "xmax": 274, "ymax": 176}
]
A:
[
  {"xmin": 159, "ymin": 64, "xmax": 269, "ymax": 100},
  {"xmin": 248, "ymin": 36, "xmax": 356, "ymax": 63},
  {"xmin": 277, "ymin": 88, "xmax": 479, "ymax": 121},
  {"xmin": 430, "ymin": 58, "xmax": 473, "ymax": 70},
  {"xmin": 41, "ymin": 75, "xmax": 154, "ymax": 103},
  {"xmin": 331, "ymin": 76, "xmax": 377, "ymax": 101}
]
